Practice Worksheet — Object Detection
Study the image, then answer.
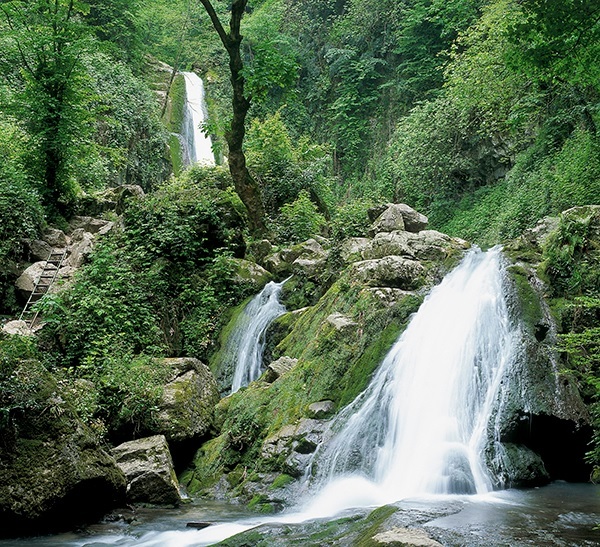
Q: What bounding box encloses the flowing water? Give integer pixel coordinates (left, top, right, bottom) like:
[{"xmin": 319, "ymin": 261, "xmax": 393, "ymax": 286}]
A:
[
  {"xmin": 305, "ymin": 246, "xmax": 518, "ymax": 509},
  {"xmin": 230, "ymin": 279, "xmax": 288, "ymax": 393},
  {"xmin": 180, "ymin": 72, "xmax": 214, "ymax": 167},
  {"xmin": 4, "ymin": 249, "xmax": 599, "ymax": 546}
]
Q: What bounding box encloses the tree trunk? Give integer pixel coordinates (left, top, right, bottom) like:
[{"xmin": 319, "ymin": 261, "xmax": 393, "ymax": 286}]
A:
[{"xmin": 198, "ymin": 0, "xmax": 266, "ymax": 235}]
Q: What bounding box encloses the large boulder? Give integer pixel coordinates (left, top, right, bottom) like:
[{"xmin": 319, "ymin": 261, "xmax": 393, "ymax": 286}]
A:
[
  {"xmin": 15, "ymin": 262, "xmax": 55, "ymax": 293},
  {"xmin": 69, "ymin": 216, "xmax": 113, "ymax": 234},
  {"xmin": 112, "ymin": 435, "xmax": 181, "ymax": 505},
  {"xmin": 351, "ymin": 256, "xmax": 425, "ymax": 289},
  {"xmin": 24, "ymin": 239, "xmax": 53, "ymax": 262},
  {"xmin": 67, "ymin": 229, "xmax": 95, "ymax": 268},
  {"xmin": 42, "ymin": 228, "xmax": 68, "ymax": 248},
  {"xmin": 0, "ymin": 361, "xmax": 126, "ymax": 536},
  {"xmin": 370, "ymin": 203, "xmax": 428, "ymax": 235},
  {"xmin": 232, "ymin": 258, "xmax": 272, "ymax": 291},
  {"xmin": 364, "ymin": 230, "xmax": 467, "ymax": 262},
  {"xmin": 153, "ymin": 358, "xmax": 219, "ymax": 443}
]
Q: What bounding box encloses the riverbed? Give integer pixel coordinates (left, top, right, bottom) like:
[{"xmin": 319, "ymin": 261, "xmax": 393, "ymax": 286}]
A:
[{"xmin": 1, "ymin": 482, "xmax": 598, "ymax": 546}]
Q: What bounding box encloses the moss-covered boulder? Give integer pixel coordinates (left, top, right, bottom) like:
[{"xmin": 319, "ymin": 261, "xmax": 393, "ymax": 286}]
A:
[
  {"xmin": 0, "ymin": 357, "xmax": 126, "ymax": 537},
  {"xmin": 152, "ymin": 357, "xmax": 219, "ymax": 443}
]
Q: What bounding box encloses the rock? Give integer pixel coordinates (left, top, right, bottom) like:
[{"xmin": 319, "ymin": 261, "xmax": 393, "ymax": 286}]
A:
[
  {"xmin": 42, "ymin": 228, "xmax": 67, "ymax": 248},
  {"xmin": 69, "ymin": 216, "xmax": 112, "ymax": 234},
  {"xmin": 372, "ymin": 527, "xmax": 443, "ymax": 547},
  {"xmin": 1, "ymin": 320, "xmax": 33, "ymax": 336},
  {"xmin": 370, "ymin": 204, "xmax": 428, "ymax": 235},
  {"xmin": 0, "ymin": 361, "xmax": 126, "ymax": 536},
  {"xmin": 264, "ymin": 239, "xmax": 329, "ymax": 275},
  {"xmin": 233, "ymin": 258, "xmax": 272, "ymax": 289},
  {"xmin": 247, "ymin": 239, "xmax": 274, "ymax": 264},
  {"xmin": 326, "ymin": 313, "xmax": 358, "ymax": 332},
  {"xmin": 24, "ymin": 239, "xmax": 52, "ymax": 262},
  {"xmin": 15, "ymin": 262, "xmax": 56, "ymax": 293},
  {"xmin": 340, "ymin": 237, "xmax": 372, "ymax": 263},
  {"xmin": 68, "ymin": 230, "xmax": 95, "ymax": 268},
  {"xmin": 261, "ymin": 418, "xmax": 328, "ymax": 476},
  {"xmin": 263, "ymin": 356, "xmax": 299, "ymax": 383},
  {"xmin": 367, "ymin": 203, "xmax": 391, "ymax": 222},
  {"xmin": 493, "ymin": 443, "xmax": 550, "ymax": 487},
  {"xmin": 153, "ymin": 358, "xmax": 219, "ymax": 443},
  {"xmin": 292, "ymin": 257, "xmax": 327, "ymax": 278},
  {"xmin": 307, "ymin": 400, "xmax": 335, "ymax": 419},
  {"xmin": 112, "ymin": 435, "xmax": 181, "ymax": 505},
  {"xmin": 363, "ymin": 288, "xmax": 415, "ymax": 307},
  {"xmin": 363, "ymin": 231, "xmax": 413, "ymax": 260},
  {"xmin": 351, "ymin": 256, "xmax": 425, "ymax": 289}
]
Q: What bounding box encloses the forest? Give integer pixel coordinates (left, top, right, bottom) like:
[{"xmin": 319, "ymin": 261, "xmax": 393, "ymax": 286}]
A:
[{"xmin": 0, "ymin": 0, "xmax": 599, "ymax": 543}]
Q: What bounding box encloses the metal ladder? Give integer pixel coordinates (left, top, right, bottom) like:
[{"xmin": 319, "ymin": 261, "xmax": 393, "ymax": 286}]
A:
[{"xmin": 19, "ymin": 249, "xmax": 67, "ymax": 328}]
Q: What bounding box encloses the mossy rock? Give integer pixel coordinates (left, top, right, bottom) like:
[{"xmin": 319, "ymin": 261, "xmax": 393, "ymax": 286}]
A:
[{"xmin": 0, "ymin": 360, "xmax": 126, "ymax": 537}]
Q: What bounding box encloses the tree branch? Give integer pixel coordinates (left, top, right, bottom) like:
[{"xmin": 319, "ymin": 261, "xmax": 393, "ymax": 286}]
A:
[{"xmin": 198, "ymin": 0, "xmax": 230, "ymax": 47}]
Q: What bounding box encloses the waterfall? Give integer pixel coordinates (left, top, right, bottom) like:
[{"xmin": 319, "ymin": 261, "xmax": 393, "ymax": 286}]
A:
[
  {"xmin": 230, "ymin": 279, "xmax": 289, "ymax": 394},
  {"xmin": 180, "ymin": 72, "xmax": 214, "ymax": 167},
  {"xmin": 303, "ymin": 246, "xmax": 519, "ymax": 513}
]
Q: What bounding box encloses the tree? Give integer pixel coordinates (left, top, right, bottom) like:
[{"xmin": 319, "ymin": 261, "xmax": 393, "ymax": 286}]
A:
[
  {"xmin": 198, "ymin": 0, "xmax": 266, "ymax": 234},
  {"xmin": 0, "ymin": 0, "xmax": 91, "ymax": 215}
]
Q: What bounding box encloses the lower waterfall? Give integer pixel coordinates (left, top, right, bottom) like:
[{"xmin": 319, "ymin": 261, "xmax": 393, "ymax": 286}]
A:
[
  {"xmin": 303, "ymin": 246, "xmax": 519, "ymax": 514},
  {"xmin": 230, "ymin": 279, "xmax": 289, "ymax": 393}
]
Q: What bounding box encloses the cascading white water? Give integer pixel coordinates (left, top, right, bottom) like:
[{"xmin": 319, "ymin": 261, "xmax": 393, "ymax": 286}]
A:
[
  {"xmin": 230, "ymin": 279, "xmax": 289, "ymax": 393},
  {"xmin": 180, "ymin": 72, "xmax": 214, "ymax": 166},
  {"xmin": 71, "ymin": 248, "xmax": 524, "ymax": 546},
  {"xmin": 304, "ymin": 246, "xmax": 519, "ymax": 514}
]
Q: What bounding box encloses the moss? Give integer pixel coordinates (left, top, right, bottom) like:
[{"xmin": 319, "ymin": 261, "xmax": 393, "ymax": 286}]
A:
[
  {"xmin": 166, "ymin": 74, "xmax": 186, "ymax": 133},
  {"xmin": 352, "ymin": 505, "xmax": 399, "ymax": 547},
  {"xmin": 169, "ymin": 134, "xmax": 183, "ymax": 176},
  {"xmin": 507, "ymin": 265, "xmax": 544, "ymax": 333},
  {"xmin": 269, "ymin": 473, "xmax": 294, "ymax": 490}
]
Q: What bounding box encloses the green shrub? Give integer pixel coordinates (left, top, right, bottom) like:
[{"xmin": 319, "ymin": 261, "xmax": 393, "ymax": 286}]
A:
[
  {"xmin": 277, "ymin": 190, "xmax": 326, "ymax": 243},
  {"xmin": 331, "ymin": 198, "xmax": 373, "ymax": 241}
]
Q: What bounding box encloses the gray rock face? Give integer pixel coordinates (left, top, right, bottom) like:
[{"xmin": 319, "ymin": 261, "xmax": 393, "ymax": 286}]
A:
[
  {"xmin": 68, "ymin": 229, "xmax": 95, "ymax": 268},
  {"xmin": 370, "ymin": 203, "xmax": 428, "ymax": 235},
  {"xmin": 233, "ymin": 258, "xmax": 272, "ymax": 290},
  {"xmin": 326, "ymin": 313, "xmax": 358, "ymax": 332},
  {"xmin": 1, "ymin": 320, "xmax": 33, "ymax": 336},
  {"xmin": 112, "ymin": 435, "xmax": 181, "ymax": 505},
  {"xmin": 339, "ymin": 237, "xmax": 371, "ymax": 263},
  {"xmin": 25, "ymin": 239, "xmax": 53, "ymax": 262},
  {"xmin": 153, "ymin": 358, "xmax": 219, "ymax": 443},
  {"xmin": 261, "ymin": 418, "xmax": 328, "ymax": 477},
  {"xmin": 69, "ymin": 216, "xmax": 112, "ymax": 234},
  {"xmin": 307, "ymin": 400, "xmax": 335, "ymax": 419},
  {"xmin": 372, "ymin": 527, "xmax": 443, "ymax": 547},
  {"xmin": 264, "ymin": 356, "xmax": 299, "ymax": 383},
  {"xmin": 42, "ymin": 228, "xmax": 67, "ymax": 248},
  {"xmin": 351, "ymin": 256, "xmax": 425, "ymax": 289},
  {"xmin": 363, "ymin": 230, "xmax": 467, "ymax": 262}
]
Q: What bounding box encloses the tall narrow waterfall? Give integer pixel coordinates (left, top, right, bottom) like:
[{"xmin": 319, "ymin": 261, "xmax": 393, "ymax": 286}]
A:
[
  {"xmin": 181, "ymin": 72, "xmax": 214, "ymax": 166},
  {"xmin": 305, "ymin": 246, "xmax": 519, "ymax": 514},
  {"xmin": 230, "ymin": 279, "xmax": 289, "ymax": 393}
]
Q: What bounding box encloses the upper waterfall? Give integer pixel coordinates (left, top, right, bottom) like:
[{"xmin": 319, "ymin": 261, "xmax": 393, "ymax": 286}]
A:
[
  {"xmin": 181, "ymin": 72, "xmax": 214, "ymax": 166},
  {"xmin": 229, "ymin": 279, "xmax": 289, "ymax": 393}
]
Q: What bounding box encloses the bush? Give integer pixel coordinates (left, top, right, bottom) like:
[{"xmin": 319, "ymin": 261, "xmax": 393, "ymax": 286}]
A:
[
  {"xmin": 331, "ymin": 198, "xmax": 373, "ymax": 241},
  {"xmin": 277, "ymin": 190, "xmax": 326, "ymax": 243}
]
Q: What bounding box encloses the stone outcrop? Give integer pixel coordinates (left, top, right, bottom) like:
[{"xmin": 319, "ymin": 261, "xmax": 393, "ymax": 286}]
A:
[
  {"xmin": 233, "ymin": 258, "xmax": 272, "ymax": 290},
  {"xmin": 264, "ymin": 238, "xmax": 330, "ymax": 277},
  {"xmin": 372, "ymin": 527, "xmax": 443, "ymax": 547},
  {"xmin": 261, "ymin": 418, "xmax": 329, "ymax": 477},
  {"xmin": 263, "ymin": 356, "xmax": 299, "ymax": 382},
  {"xmin": 351, "ymin": 256, "xmax": 425, "ymax": 289},
  {"xmin": 152, "ymin": 358, "xmax": 219, "ymax": 443},
  {"xmin": 369, "ymin": 203, "xmax": 429, "ymax": 235},
  {"xmin": 0, "ymin": 361, "xmax": 126, "ymax": 536},
  {"xmin": 15, "ymin": 262, "xmax": 55, "ymax": 293},
  {"xmin": 112, "ymin": 435, "xmax": 181, "ymax": 505}
]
